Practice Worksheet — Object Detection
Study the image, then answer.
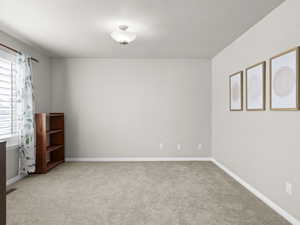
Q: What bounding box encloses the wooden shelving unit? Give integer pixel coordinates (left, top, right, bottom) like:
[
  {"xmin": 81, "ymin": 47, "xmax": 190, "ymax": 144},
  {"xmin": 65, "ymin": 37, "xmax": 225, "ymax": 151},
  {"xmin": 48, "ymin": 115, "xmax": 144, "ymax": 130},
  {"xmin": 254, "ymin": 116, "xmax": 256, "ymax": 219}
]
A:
[{"xmin": 35, "ymin": 113, "xmax": 65, "ymax": 173}]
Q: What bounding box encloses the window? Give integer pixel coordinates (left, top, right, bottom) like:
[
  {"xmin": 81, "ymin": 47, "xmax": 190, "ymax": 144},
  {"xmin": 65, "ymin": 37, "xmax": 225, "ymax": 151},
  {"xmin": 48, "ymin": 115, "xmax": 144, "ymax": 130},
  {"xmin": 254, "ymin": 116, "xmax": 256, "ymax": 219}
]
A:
[{"xmin": 0, "ymin": 50, "xmax": 17, "ymax": 142}]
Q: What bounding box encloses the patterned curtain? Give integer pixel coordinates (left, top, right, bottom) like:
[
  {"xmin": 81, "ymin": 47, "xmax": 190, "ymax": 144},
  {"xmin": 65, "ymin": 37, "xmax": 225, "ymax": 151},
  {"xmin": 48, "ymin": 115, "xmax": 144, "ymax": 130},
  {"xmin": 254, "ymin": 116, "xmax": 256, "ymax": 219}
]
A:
[{"xmin": 16, "ymin": 54, "xmax": 35, "ymax": 175}]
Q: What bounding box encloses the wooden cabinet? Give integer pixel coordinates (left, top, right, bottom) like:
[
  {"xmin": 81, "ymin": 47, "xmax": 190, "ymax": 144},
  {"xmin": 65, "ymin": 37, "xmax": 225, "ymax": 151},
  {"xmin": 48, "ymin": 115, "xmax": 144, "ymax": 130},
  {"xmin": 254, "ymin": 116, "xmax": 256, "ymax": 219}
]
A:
[
  {"xmin": 0, "ymin": 141, "xmax": 6, "ymax": 225},
  {"xmin": 35, "ymin": 113, "xmax": 65, "ymax": 173}
]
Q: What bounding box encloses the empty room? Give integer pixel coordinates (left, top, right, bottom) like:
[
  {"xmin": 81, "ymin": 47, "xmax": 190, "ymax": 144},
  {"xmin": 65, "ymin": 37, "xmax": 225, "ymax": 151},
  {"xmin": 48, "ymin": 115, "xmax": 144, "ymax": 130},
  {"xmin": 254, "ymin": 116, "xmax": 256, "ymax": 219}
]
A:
[{"xmin": 0, "ymin": 0, "xmax": 299, "ymax": 224}]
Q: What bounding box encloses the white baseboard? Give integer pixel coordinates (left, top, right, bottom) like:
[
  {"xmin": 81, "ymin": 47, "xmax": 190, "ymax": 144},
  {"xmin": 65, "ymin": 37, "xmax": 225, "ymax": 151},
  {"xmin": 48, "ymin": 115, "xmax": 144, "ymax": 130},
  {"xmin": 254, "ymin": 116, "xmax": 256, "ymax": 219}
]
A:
[
  {"xmin": 66, "ymin": 157, "xmax": 212, "ymax": 162},
  {"xmin": 211, "ymin": 158, "xmax": 300, "ymax": 225},
  {"xmin": 6, "ymin": 174, "xmax": 26, "ymax": 186}
]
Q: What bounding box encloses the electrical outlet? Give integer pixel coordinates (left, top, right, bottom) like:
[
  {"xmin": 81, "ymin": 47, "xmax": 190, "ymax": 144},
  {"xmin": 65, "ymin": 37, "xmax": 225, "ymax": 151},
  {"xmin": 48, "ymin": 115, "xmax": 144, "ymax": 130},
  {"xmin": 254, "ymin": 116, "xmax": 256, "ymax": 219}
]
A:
[
  {"xmin": 285, "ymin": 182, "xmax": 292, "ymax": 196},
  {"xmin": 198, "ymin": 144, "xmax": 202, "ymax": 150},
  {"xmin": 177, "ymin": 144, "xmax": 181, "ymax": 150},
  {"xmin": 159, "ymin": 143, "xmax": 163, "ymax": 149}
]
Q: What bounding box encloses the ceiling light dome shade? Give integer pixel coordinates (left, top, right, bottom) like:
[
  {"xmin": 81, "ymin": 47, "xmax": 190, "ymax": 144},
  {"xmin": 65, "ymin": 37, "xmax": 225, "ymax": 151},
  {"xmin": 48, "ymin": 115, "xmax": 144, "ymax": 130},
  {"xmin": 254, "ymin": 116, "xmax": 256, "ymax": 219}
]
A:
[{"xmin": 110, "ymin": 25, "xmax": 136, "ymax": 44}]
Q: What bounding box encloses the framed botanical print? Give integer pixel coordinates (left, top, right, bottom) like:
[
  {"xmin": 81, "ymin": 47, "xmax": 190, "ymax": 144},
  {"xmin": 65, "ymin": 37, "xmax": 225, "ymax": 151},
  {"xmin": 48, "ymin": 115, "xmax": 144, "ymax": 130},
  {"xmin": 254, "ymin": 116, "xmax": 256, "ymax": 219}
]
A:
[
  {"xmin": 270, "ymin": 47, "xmax": 300, "ymax": 110},
  {"xmin": 246, "ymin": 61, "xmax": 266, "ymax": 111},
  {"xmin": 229, "ymin": 71, "xmax": 243, "ymax": 111}
]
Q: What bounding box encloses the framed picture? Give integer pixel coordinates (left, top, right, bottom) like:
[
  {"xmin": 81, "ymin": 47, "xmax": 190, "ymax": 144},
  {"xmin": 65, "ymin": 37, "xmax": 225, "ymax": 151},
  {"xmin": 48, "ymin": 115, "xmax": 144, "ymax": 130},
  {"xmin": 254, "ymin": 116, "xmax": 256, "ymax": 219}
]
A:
[
  {"xmin": 246, "ymin": 61, "xmax": 266, "ymax": 111},
  {"xmin": 229, "ymin": 71, "xmax": 243, "ymax": 111},
  {"xmin": 270, "ymin": 47, "xmax": 299, "ymax": 110}
]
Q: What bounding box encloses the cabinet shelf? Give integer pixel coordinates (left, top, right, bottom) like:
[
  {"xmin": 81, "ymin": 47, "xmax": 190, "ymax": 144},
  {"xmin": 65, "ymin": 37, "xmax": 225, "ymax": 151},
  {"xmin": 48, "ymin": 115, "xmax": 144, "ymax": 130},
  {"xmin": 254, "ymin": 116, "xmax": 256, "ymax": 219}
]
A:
[
  {"xmin": 47, "ymin": 129, "xmax": 63, "ymax": 135},
  {"xmin": 47, "ymin": 160, "xmax": 64, "ymax": 170},
  {"xmin": 47, "ymin": 145, "xmax": 63, "ymax": 153},
  {"xmin": 48, "ymin": 113, "xmax": 64, "ymax": 118}
]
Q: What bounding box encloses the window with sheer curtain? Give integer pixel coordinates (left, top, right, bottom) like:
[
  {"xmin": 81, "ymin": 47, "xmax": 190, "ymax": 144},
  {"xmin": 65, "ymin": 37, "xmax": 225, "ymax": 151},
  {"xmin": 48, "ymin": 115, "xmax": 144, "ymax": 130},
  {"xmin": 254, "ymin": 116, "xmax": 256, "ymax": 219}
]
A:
[{"xmin": 0, "ymin": 50, "xmax": 17, "ymax": 144}]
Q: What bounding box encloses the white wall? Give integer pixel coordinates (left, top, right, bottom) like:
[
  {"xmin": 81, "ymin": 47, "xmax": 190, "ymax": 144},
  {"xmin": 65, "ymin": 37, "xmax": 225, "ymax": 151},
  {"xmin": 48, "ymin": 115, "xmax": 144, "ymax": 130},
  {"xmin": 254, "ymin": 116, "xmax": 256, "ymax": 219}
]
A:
[
  {"xmin": 51, "ymin": 59, "xmax": 211, "ymax": 158},
  {"xmin": 212, "ymin": 0, "xmax": 300, "ymax": 220},
  {"xmin": 0, "ymin": 31, "xmax": 52, "ymax": 180}
]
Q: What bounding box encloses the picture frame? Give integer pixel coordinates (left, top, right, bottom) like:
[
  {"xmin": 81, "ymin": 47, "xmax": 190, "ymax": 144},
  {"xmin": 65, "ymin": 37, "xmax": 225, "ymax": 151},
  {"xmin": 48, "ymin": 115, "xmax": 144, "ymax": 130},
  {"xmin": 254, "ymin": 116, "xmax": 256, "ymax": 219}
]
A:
[
  {"xmin": 245, "ymin": 61, "xmax": 266, "ymax": 111},
  {"xmin": 229, "ymin": 71, "xmax": 243, "ymax": 111},
  {"xmin": 270, "ymin": 47, "xmax": 300, "ymax": 110}
]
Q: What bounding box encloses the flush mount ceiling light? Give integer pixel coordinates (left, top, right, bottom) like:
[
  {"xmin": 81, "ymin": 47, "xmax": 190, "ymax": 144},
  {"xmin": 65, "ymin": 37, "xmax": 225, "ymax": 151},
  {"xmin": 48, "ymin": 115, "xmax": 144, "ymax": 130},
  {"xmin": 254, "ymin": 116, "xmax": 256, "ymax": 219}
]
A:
[{"xmin": 110, "ymin": 25, "xmax": 136, "ymax": 45}]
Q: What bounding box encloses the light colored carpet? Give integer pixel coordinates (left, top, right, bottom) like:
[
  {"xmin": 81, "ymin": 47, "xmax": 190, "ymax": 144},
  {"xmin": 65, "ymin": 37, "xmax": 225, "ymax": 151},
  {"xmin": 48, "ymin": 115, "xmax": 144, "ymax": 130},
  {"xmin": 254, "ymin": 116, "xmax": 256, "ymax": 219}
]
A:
[{"xmin": 7, "ymin": 162, "xmax": 290, "ymax": 225}]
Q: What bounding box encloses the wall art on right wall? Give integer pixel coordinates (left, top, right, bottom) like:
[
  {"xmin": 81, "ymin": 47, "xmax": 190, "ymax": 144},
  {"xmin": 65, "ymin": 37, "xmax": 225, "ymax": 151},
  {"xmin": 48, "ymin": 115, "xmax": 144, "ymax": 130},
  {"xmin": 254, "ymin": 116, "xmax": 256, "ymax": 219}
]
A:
[
  {"xmin": 229, "ymin": 71, "xmax": 243, "ymax": 111},
  {"xmin": 270, "ymin": 47, "xmax": 300, "ymax": 110},
  {"xmin": 246, "ymin": 61, "xmax": 266, "ymax": 111}
]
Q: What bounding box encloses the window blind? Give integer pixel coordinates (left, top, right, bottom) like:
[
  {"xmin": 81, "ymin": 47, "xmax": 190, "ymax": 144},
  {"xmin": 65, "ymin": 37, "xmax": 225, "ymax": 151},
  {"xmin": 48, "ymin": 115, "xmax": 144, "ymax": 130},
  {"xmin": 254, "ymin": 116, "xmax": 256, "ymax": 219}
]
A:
[{"xmin": 0, "ymin": 56, "xmax": 17, "ymax": 139}]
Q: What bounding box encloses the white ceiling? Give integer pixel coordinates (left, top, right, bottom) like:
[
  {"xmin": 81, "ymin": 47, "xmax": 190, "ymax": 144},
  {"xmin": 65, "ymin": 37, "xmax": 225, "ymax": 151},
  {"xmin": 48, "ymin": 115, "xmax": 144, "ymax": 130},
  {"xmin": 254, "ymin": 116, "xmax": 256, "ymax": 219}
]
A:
[{"xmin": 0, "ymin": 0, "xmax": 284, "ymax": 58}]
